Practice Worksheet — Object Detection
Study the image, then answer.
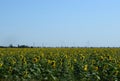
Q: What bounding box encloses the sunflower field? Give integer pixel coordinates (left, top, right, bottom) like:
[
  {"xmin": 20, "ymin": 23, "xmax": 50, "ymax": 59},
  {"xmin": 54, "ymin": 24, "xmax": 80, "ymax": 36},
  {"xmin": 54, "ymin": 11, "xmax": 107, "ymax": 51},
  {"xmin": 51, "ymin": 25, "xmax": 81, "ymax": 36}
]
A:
[{"xmin": 0, "ymin": 48, "xmax": 120, "ymax": 81}]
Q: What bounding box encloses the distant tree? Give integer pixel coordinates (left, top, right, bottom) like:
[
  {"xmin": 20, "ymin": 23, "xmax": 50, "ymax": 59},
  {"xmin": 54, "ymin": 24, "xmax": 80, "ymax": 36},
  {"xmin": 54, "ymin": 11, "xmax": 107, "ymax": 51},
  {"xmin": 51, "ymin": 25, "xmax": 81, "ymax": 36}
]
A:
[
  {"xmin": 18, "ymin": 44, "xmax": 20, "ymax": 48},
  {"xmin": 0, "ymin": 46, "xmax": 6, "ymax": 48},
  {"xmin": 17, "ymin": 45, "xmax": 29, "ymax": 48},
  {"xmin": 9, "ymin": 44, "xmax": 13, "ymax": 48}
]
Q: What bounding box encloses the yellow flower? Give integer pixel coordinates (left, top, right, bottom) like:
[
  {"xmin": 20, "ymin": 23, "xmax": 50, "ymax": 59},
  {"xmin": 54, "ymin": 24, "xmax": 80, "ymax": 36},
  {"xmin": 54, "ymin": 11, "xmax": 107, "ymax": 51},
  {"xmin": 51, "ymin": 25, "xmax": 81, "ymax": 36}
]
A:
[
  {"xmin": 65, "ymin": 55, "xmax": 68, "ymax": 58},
  {"xmin": 107, "ymin": 55, "xmax": 112, "ymax": 61},
  {"xmin": 12, "ymin": 59, "xmax": 16, "ymax": 65},
  {"xmin": 20, "ymin": 55, "xmax": 23, "ymax": 59},
  {"xmin": 108, "ymin": 56, "xmax": 112, "ymax": 61},
  {"xmin": 33, "ymin": 57, "xmax": 38, "ymax": 63},
  {"xmin": 23, "ymin": 60, "xmax": 27, "ymax": 65},
  {"xmin": 0, "ymin": 63, "xmax": 3, "ymax": 67},
  {"xmin": 48, "ymin": 60, "xmax": 51, "ymax": 64},
  {"xmin": 48, "ymin": 60, "xmax": 56, "ymax": 68},
  {"xmin": 51, "ymin": 61, "xmax": 56, "ymax": 68},
  {"xmin": 80, "ymin": 54, "xmax": 85, "ymax": 60},
  {"xmin": 95, "ymin": 66, "xmax": 98, "ymax": 71},
  {"xmin": 84, "ymin": 65, "xmax": 88, "ymax": 71},
  {"xmin": 36, "ymin": 56, "xmax": 40, "ymax": 60},
  {"xmin": 23, "ymin": 70, "xmax": 28, "ymax": 78},
  {"xmin": 41, "ymin": 53, "xmax": 44, "ymax": 57},
  {"xmin": 100, "ymin": 56, "xmax": 104, "ymax": 61},
  {"xmin": 22, "ymin": 58, "xmax": 27, "ymax": 65},
  {"xmin": 22, "ymin": 57, "xmax": 26, "ymax": 62},
  {"xmin": 74, "ymin": 59, "xmax": 77, "ymax": 62},
  {"xmin": 82, "ymin": 56, "xmax": 85, "ymax": 60}
]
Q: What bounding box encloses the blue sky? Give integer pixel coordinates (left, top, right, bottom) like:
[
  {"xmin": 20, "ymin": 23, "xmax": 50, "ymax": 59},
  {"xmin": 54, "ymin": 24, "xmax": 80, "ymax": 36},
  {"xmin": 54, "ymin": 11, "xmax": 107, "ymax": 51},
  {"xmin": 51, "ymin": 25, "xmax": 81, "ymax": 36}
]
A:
[{"xmin": 0, "ymin": 0, "xmax": 120, "ymax": 47}]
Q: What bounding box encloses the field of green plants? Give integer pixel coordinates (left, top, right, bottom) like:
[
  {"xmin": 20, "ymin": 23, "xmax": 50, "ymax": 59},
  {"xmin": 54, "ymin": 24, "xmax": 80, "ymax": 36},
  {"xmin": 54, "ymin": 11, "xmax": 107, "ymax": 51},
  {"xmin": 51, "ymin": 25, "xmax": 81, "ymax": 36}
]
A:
[{"xmin": 0, "ymin": 48, "xmax": 120, "ymax": 81}]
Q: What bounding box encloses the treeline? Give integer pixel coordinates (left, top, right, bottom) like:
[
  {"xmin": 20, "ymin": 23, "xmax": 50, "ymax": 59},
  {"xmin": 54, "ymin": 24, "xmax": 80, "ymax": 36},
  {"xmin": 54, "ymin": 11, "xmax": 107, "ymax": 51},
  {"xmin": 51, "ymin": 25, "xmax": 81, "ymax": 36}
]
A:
[
  {"xmin": 0, "ymin": 44, "xmax": 120, "ymax": 48},
  {"xmin": 0, "ymin": 44, "xmax": 34, "ymax": 48}
]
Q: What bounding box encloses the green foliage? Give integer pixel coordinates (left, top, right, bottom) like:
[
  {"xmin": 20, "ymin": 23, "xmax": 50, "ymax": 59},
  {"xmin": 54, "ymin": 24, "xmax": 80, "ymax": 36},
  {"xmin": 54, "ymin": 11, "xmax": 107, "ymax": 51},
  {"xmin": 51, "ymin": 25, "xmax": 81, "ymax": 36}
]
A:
[{"xmin": 0, "ymin": 48, "xmax": 120, "ymax": 81}]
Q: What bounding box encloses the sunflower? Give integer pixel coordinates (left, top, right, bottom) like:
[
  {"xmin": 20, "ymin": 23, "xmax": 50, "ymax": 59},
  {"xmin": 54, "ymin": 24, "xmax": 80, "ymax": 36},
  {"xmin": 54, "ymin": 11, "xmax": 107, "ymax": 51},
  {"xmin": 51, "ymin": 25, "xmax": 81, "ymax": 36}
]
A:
[
  {"xmin": 84, "ymin": 65, "xmax": 88, "ymax": 71},
  {"xmin": 23, "ymin": 70, "xmax": 28, "ymax": 78},
  {"xmin": 33, "ymin": 57, "xmax": 38, "ymax": 63},
  {"xmin": 20, "ymin": 55, "xmax": 24, "ymax": 59},
  {"xmin": 12, "ymin": 59, "xmax": 16, "ymax": 65},
  {"xmin": 65, "ymin": 55, "xmax": 68, "ymax": 59},
  {"xmin": 0, "ymin": 63, "xmax": 3, "ymax": 67},
  {"xmin": 22, "ymin": 58, "xmax": 27, "ymax": 65},
  {"xmin": 51, "ymin": 61, "xmax": 56, "ymax": 68},
  {"xmin": 23, "ymin": 60, "xmax": 27, "ymax": 65},
  {"xmin": 115, "ymin": 71, "xmax": 119, "ymax": 76},
  {"xmin": 47, "ymin": 60, "xmax": 51, "ymax": 64},
  {"xmin": 95, "ymin": 66, "xmax": 98, "ymax": 71},
  {"xmin": 74, "ymin": 59, "xmax": 77, "ymax": 62},
  {"xmin": 100, "ymin": 56, "xmax": 104, "ymax": 61},
  {"xmin": 36, "ymin": 56, "xmax": 40, "ymax": 60},
  {"xmin": 80, "ymin": 54, "xmax": 85, "ymax": 60},
  {"xmin": 41, "ymin": 53, "xmax": 44, "ymax": 58}
]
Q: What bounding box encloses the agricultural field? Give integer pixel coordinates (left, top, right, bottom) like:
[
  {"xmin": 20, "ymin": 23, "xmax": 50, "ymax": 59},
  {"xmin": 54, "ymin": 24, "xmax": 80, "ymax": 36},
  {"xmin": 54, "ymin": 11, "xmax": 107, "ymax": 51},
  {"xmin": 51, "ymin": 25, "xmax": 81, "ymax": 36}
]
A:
[{"xmin": 0, "ymin": 48, "xmax": 120, "ymax": 81}]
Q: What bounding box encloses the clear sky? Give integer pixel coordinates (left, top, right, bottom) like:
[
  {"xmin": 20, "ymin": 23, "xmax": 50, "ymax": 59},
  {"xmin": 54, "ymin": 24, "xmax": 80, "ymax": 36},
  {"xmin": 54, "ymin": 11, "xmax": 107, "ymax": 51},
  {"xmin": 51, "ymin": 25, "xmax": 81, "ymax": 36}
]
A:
[{"xmin": 0, "ymin": 0, "xmax": 120, "ymax": 47}]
